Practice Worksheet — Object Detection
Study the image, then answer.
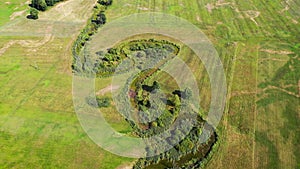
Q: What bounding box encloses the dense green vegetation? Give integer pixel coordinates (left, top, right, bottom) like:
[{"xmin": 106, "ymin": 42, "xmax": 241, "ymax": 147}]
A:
[
  {"xmin": 28, "ymin": 8, "xmax": 39, "ymax": 19},
  {"xmin": 130, "ymin": 82, "xmax": 217, "ymax": 168},
  {"xmin": 26, "ymin": 0, "xmax": 66, "ymax": 19},
  {"xmin": 30, "ymin": 0, "xmax": 64, "ymax": 11},
  {"xmin": 97, "ymin": 0, "xmax": 113, "ymax": 6},
  {"xmin": 76, "ymin": 31, "xmax": 218, "ymax": 167},
  {"xmin": 72, "ymin": 2, "xmax": 111, "ymax": 74}
]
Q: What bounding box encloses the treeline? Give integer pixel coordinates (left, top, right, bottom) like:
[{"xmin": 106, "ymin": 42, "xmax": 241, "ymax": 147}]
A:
[
  {"xmin": 92, "ymin": 39, "xmax": 180, "ymax": 77},
  {"xmin": 72, "ymin": 1, "xmax": 113, "ymax": 74},
  {"xmin": 73, "ymin": 38, "xmax": 179, "ymax": 77}
]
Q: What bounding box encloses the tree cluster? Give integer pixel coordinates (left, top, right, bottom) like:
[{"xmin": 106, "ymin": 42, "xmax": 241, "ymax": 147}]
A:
[
  {"xmin": 133, "ymin": 123, "xmax": 217, "ymax": 169},
  {"xmin": 92, "ymin": 11, "xmax": 107, "ymax": 25},
  {"xmin": 97, "ymin": 0, "xmax": 113, "ymax": 6},
  {"xmin": 30, "ymin": 0, "xmax": 64, "ymax": 11},
  {"xmin": 28, "ymin": 0, "xmax": 65, "ymax": 19},
  {"xmin": 72, "ymin": 7, "xmax": 110, "ymax": 74},
  {"xmin": 130, "ymin": 77, "xmax": 216, "ymax": 168}
]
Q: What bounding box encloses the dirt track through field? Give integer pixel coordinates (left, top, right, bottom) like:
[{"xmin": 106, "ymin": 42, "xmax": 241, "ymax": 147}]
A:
[
  {"xmin": 96, "ymin": 85, "xmax": 120, "ymax": 96},
  {"xmin": 0, "ymin": 0, "xmax": 96, "ymax": 57},
  {"xmin": 0, "ymin": 0, "xmax": 97, "ymax": 114},
  {"xmin": 0, "ymin": 26, "xmax": 53, "ymax": 56}
]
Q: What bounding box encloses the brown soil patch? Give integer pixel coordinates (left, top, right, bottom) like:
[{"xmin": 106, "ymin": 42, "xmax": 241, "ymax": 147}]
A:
[
  {"xmin": 96, "ymin": 85, "xmax": 120, "ymax": 96},
  {"xmin": 260, "ymin": 49, "xmax": 294, "ymax": 55}
]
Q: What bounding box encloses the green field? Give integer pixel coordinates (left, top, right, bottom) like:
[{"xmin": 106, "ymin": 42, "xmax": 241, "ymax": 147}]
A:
[{"xmin": 0, "ymin": 0, "xmax": 299, "ymax": 168}]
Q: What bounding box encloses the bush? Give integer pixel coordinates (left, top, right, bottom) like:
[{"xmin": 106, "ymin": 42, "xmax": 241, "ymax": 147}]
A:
[
  {"xmin": 32, "ymin": 0, "xmax": 47, "ymax": 11},
  {"xmin": 96, "ymin": 97, "xmax": 110, "ymax": 107},
  {"xmin": 92, "ymin": 11, "xmax": 106, "ymax": 25},
  {"xmin": 45, "ymin": 0, "xmax": 55, "ymax": 6},
  {"xmin": 98, "ymin": 0, "xmax": 113, "ymax": 6},
  {"xmin": 29, "ymin": 8, "xmax": 39, "ymax": 19},
  {"xmin": 30, "ymin": 0, "xmax": 64, "ymax": 12}
]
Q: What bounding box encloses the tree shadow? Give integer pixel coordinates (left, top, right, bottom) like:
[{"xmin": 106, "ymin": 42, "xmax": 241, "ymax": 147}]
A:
[
  {"xmin": 26, "ymin": 15, "xmax": 38, "ymax": 20},
  {"xmin": 142, "ymin": 84, "xmax": 153, "ymax": 92}
]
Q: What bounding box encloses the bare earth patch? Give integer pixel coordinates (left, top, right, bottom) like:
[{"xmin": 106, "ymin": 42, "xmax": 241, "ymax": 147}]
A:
[
  {"xmin": 205, "ymin": 3, "xmax": 214, "ymax": 13},
  {"xmin": 0, "ymin": 26, "xmax": 53, "ymax": 56},
  {"xmin": 244, "ymin": 10, "xmax": 261, "ymax": 26},
  {"xmin": 96, "ymin": 85, "xmax": 120, "ymax": 96},
  {"xmin": 260, "ymin": 49, "xmax": 294, "ymax": 55},
  {"xmin": 205, "ymin": 0, "xmax": 235, "ymax": 14},
  {"xmin": 138, "ymin": 7, "xmax": 149, "ymax": 11},
  {"xmin": 116, "ymin": 163, "xmax": 135, "ymax": 169},
  {"xmin": 263, "ymin": 85, "xmax": 299, "ymax": 98}
]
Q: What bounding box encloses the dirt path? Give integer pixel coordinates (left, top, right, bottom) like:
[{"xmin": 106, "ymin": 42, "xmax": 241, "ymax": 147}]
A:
[
  {"xmin": 260, "ymin": 49, "xmax": 294, "ymax": 55},
  {"xmin": 0, "ymin": 26, "xmax": 53, "ymax": 56},
  {"xmin": 96, "ymin": 85, "xmax": 120, "ymax": 96},
  {"xmin": 251, "ymin": 83, "xmax": 299, "ymax": 99},
  {"xmin": 230, "ymin": 90, "xmax": 257, "ymax": 97},
  {"xmin": 263, "ymin": 85, "xmax": 300, "ymax": 98},
  {"xmin": 10, "ymin": 10, "xmax": 27, "ymax": 20},
  {"xmin": 243, "ymin": 10, "xmax": 260, "ymax": 26}
]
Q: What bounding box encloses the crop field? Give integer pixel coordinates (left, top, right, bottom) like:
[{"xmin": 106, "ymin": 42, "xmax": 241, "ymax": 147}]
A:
[{"xmin": 0, "ymin": 0, "xmax": 299, "ymax": 168}]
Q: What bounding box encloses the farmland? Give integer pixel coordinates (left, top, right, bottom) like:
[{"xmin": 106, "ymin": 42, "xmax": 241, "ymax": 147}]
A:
[{"xmin": 0, "ymin": 0, "xmax": 299, "ymax": 168}]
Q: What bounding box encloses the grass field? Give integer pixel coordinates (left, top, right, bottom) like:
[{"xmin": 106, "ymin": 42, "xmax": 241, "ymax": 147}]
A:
[
  {"xmin": 0, "ymin": 0, "xmax": 29, "ymax": 26},
  {"xmin": 1, "ymin": 0, "xmax": 299, "ymax": 168}
]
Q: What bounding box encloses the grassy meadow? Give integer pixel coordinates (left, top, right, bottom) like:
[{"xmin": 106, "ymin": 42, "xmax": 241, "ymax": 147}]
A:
[{"xmin": 1, "ymin": 0, "xmax": 299, "ymax": 168}]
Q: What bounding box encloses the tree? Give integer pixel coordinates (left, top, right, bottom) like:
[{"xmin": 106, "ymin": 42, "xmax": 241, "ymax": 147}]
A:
[
  {"xmin": 31, "ymin": 0, "xmax": 47, "ymax": 11},
  {"xmin": 96, "ymin": 97, "xmax": 110, "ymax": 107},
  {"xmin": 45, "ymin": 0, "xmax": 55, "ymax": 6},
  {"xmin": 152, "ymin": 81, "xmax": 160, "ymax": 90},
  {"xmin": 38, "ymin": 0, "xmax": 47, "ymax": 11},
  {"xmin": 98, "ymin": 0, "xmax": 113, "ymax": 6},
  {"xmin": 29, "ymin": 8, "xmax": 39, "ymax": 19},
  {"xmin": 93, "ymin": 12, "xmax": 106, "ymax": 26}
]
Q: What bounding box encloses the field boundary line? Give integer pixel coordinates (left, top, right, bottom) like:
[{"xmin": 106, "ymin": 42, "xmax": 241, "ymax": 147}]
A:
[
  {"xmin": 219, "ymin": 42, "xmax": 240, "ymax": 164},
  {"xmin": 253, "ymin": 45, "xmax": 259, "ymax": 169}
]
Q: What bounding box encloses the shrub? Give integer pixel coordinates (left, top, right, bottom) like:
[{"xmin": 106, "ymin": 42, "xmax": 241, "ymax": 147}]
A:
[
  {"xmin": 45, "ymin": 0, "xmax": 55, "ymax": 6},
  {"xmin": 92, "ymin": 12, "xmax": 107, "ymax": 25},
  {"xmin": 31, "ymin": 0, "xmax": 47, "ymax": 11},
  {"xmin": 98, "ymin": 0, "xmax": 113, "ymax": 6},
  {"xmin": 96, "ymin": 97, "xmax": 110, "ymax": 107},
  {"xmin": 29, "ymin": 8, "xmax": 39, "ymax": 19}
]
